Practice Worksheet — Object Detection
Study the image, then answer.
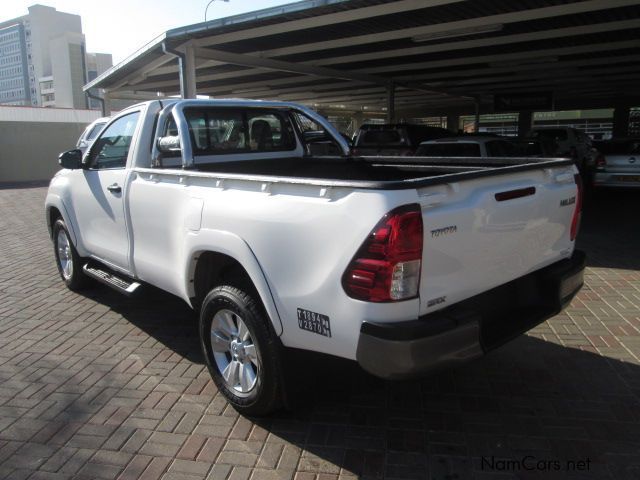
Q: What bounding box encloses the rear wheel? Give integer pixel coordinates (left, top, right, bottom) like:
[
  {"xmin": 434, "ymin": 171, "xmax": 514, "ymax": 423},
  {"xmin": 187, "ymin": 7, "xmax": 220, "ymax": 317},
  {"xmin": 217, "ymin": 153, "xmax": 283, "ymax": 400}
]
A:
[
  {"xmin": 53, "ymin": 219, "xmax": 88, "ymax": 291},
  {"xmin": 199, "ymin": 285, "xmax": 283, "ymax": 415}
]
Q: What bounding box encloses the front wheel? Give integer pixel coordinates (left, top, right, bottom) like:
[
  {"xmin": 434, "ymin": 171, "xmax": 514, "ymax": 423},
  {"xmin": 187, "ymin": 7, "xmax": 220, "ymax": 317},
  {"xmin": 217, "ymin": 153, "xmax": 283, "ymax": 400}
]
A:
[
  {"xmin": 199, "ymin": 285, "xmax": 283, "ymax": 415},
  {"xmin": 52, "ymin": 219, "xmax": 88, "ymax": 291}
]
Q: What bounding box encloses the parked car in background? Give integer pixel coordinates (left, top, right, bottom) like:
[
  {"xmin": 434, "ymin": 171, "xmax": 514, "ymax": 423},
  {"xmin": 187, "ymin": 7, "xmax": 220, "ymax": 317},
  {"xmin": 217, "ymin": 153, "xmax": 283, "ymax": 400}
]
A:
[
  {"xmin": 510, "ymin": 138, "xmax": 554, "ymax": 158},
  {"xmin": 352, "ymin": 123, "xmax": 449, "ymax": 156},
  {"xmin": 591, "ymin": 138, "xmax": 640, "ymax": 188},
  {"xmin": 525, "ymin": 127, "xmax": 593, "ymax": 171},
  {"xmin": 416, "ymin": 136, "xmax": 519, "ymax": 158},
  {"xmin": 76, "ymin": 117, "xmax": 109, "ymax": 154}
]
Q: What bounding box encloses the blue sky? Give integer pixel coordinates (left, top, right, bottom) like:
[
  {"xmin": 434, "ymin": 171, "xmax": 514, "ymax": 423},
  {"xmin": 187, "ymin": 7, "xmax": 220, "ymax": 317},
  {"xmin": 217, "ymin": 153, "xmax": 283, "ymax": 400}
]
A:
[{"xmin": 4, "ymin": 0, "xmax": 294, "ymax": 63}]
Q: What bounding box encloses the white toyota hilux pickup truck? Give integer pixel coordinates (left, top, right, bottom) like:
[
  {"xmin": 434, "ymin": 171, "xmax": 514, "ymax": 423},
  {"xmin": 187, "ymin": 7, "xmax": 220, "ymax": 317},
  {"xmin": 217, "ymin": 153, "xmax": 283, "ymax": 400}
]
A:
[{"xmin": 46, "ymin": 99, "xmax": 585, "ymax": 414}]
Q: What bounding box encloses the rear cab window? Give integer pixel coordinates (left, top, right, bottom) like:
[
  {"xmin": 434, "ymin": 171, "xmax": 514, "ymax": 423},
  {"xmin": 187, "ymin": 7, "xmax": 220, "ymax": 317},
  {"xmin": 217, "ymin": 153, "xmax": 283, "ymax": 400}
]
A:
[
  {"xmin": 182, "ymin": 108, "xmax": 296, "ymax": 156},
  {"xmin": 362, "ymin": 130, "xmax": 404, "ymax": 145},
  {"xmin": 355, "ymin": 127, "xmax": 409, "ymax": 147},
  {"xmin": 531, "ymin": 129, "xmax": 568, "ymax": 142},
  {"xmin": 416, "ymin": 142, "xmax": 482, "ymax": 157}
]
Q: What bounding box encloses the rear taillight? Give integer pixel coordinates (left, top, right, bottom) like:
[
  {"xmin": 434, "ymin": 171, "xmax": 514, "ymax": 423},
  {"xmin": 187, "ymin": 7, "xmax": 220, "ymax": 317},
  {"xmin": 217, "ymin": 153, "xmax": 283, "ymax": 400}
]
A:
[
  {"xmin": 595, "ymin": 154, "xmax": 606, "ymax": 169},
  {"xmin": 342, "ymin": 204, "xmax": 423, "ymax": 302},
  {"xmin": 570, "ymin": 173, "xmax": 583, "ymax": 241}
]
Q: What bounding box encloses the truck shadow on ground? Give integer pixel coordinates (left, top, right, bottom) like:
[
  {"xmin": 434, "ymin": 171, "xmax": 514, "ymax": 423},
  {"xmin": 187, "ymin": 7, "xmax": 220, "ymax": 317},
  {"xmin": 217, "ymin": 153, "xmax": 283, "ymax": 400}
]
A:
[
  {"xmin": 80, "ymin": 283, "xmax": 640, "ymax": 479},
  {"xmin": 268, "ymin": 336, "xmax": 640, "ymax": 479},
  {"xmin": 580, "ymin": 188, "xmax": 640, "ymax": 270},
  {"xmin": 83, "ymin": 285, "xmax": 203, "ymax": 364}
]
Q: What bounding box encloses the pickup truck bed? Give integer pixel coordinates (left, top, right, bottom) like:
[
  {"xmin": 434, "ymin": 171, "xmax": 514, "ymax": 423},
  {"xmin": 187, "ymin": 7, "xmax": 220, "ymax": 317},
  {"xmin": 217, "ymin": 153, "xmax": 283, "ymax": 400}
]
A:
[{"xmin": 196, "ymin": 156, "xmax": 571, "ymax": 186}]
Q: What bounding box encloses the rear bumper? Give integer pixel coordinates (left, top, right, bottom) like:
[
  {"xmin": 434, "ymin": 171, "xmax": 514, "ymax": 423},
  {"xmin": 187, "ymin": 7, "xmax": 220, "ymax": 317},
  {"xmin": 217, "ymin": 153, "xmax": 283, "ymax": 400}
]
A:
[
  {"xmin": 593, "ymin": 172, "xmax": 640, "ymax": 188},
  {"xmin": 356, "ymin": 250, "xmax": 586, "ymax": 379}
]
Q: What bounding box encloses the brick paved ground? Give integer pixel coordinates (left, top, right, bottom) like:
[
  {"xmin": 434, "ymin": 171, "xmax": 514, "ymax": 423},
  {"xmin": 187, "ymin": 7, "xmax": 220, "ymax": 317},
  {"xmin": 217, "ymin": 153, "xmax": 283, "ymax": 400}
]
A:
[{"xmin": 0, "ymin": 185, "xmax": 638, "ymax": 480}]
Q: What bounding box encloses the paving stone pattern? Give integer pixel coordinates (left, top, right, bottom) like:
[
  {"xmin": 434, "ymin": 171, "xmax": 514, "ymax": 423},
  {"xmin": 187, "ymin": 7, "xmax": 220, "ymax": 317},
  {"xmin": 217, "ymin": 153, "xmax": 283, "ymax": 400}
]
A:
[{"xmin": 0, "ymin": 185, "xmax": 638, "ymax": 479}]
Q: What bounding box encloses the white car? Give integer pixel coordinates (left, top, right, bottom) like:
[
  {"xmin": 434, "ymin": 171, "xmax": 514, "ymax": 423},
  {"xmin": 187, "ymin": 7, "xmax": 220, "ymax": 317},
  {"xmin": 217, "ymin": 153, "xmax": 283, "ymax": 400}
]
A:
[
  {"xmin": 76, "ymin": 117, "xmax": 110, "ymax": 154},
  {"xmin": 46, "ymin": 99, "xmax": 585, "ymax": 414}
]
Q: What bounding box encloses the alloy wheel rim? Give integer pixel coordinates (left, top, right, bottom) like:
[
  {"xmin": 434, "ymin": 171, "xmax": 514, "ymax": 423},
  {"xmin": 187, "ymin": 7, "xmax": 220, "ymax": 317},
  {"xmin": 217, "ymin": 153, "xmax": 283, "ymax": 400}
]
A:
[
  {"xmin": 56, "ymin": 230, "xmax": 73, "ymax": 280},
  {"xmin": 210, "ymin": 309, "xmax": 260, "ymax": 395}
]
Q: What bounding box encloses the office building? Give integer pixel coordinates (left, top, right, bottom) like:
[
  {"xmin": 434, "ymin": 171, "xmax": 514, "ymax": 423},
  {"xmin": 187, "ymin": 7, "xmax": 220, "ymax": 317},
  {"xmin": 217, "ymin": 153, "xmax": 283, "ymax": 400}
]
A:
[{"xmin": 0, "ymin": 4, "xmax": 112, "ymax": 109}]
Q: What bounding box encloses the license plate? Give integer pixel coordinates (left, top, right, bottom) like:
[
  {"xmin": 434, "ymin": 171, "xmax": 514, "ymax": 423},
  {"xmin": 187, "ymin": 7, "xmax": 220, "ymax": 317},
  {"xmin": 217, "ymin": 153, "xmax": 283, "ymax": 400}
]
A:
[
  {"xmin": 613, "ymin": 175, "xmax": 640, "ymax": 182},
  {"xmin": 297, "ymin": 308, "xmax": 332, "ymax": 337},
  {"xmin": 560, "ymin": 270, "xmax": 584, "ymax": 299}
]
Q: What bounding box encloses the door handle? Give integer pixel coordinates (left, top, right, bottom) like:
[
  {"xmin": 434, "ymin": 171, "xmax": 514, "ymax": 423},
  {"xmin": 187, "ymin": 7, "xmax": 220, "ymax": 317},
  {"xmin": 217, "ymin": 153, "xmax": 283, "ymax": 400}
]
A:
[{"xmin": 107, "ymin": 183, "xmax": 122, "ymax": 194}]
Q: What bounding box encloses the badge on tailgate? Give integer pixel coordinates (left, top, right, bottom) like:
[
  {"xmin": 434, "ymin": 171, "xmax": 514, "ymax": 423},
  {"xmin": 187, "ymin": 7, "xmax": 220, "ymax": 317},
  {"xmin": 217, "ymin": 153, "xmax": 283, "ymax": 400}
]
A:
[{"xmin": 297, "ymin": 308, "xmax": 332, "ymax": 337}]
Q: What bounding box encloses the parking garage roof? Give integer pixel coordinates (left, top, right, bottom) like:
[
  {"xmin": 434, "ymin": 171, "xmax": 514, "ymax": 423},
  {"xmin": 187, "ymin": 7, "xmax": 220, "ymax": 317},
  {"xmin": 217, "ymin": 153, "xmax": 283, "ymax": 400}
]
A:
[{"xmin": 85, "ymin": 0, "xmax": 640, "ymax": 114}]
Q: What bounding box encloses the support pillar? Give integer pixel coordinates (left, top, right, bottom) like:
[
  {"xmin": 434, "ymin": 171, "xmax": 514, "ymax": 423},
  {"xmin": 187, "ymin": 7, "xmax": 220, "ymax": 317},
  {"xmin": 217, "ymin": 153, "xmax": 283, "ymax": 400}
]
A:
[
  {"xmin": 386, "ymin": 84, "xmax": 395, "ymax": 123},
  {"xmin": 474, "ymin": 99, "xmax": 480, "ymax": 133},
  {"xmin": 352, "ymin": 111, "xmax": 364, "ymax": 132},
  {"xmin": 612, "ymin": 106, "xmax": 630, "ymax": 138},
  {"xmin": 446, "ymin": 113, "xmax": 459, "ymax": 133},
  {"xmin": 182, "ymin": 44, "xmax": 197, "ymax": 99},
  {"xmin": 518, "ymin": 110, "xmax": 533, "ymax": 137},
  {"xmin": 103, "ymin": 91, "xmax": 112, "ymax": 117}
]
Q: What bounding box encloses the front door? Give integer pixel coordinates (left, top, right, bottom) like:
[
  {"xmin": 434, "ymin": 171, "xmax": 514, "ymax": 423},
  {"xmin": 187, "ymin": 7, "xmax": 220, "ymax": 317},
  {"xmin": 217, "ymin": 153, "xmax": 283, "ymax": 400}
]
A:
[{"xmin": 70, "ymin": 111, "xmax": 141, "ymax": 273}]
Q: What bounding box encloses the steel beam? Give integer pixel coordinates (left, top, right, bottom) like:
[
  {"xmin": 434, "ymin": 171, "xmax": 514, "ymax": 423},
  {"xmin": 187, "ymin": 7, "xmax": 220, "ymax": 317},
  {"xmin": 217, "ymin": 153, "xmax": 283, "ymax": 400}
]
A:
[
  {"xmin": 248, "ymin": 0, "xmax": 640, "ymax": 58},
  {"xmin": 192, "ymin": 46, "xmax": 461, "ymax": 98},
  {"xmin": 304, "ymin": 18, "xmax": 640, "ymax": 68},
  {"xmin": 360, "ymin": 39, "xmax": 640, "ymax": 75},
  {"xmin": 194, "ymin": 0, "xmax": 460, "ymax": 47}
]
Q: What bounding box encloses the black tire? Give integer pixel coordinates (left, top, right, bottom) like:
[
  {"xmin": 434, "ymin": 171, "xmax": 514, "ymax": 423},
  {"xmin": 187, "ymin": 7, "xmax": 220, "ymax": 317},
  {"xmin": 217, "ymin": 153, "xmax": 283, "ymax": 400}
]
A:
[
  {"xmin": 52, "ymin": 218, "xmax": 89, "ymax": 291},
  {"xmin": 199, "ymin": 285, "xmax": 283, "ymax": 415}
]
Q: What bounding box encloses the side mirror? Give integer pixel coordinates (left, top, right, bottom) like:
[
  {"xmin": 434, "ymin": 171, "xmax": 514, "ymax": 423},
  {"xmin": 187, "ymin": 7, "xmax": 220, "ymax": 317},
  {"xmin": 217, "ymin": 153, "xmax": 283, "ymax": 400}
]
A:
[{"xmin": 58, "ymin": 149, "xmax": 83, "ymax": 169}]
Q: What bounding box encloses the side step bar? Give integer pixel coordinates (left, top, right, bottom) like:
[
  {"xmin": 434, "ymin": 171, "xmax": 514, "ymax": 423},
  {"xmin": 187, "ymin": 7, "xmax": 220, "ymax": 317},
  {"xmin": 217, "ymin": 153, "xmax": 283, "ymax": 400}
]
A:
[{"xmin": 83, "ymin": 264, "xmax": 141, "ymax": 296}]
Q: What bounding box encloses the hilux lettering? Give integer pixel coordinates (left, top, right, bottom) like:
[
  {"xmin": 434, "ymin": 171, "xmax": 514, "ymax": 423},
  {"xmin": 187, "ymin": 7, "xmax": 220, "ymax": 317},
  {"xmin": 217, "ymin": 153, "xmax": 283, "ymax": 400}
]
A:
[{"xmin": 431, "ymin": 225, "xmax": 457, "ymax": 238}]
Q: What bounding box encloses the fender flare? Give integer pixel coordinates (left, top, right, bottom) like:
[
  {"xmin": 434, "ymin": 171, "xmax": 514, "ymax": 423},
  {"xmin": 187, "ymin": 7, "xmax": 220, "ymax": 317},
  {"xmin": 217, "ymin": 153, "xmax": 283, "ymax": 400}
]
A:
[
  {"xmin": 45, "ymin": 193, "xmax": 80, "ymax": 248},
  {"xmin": 183, "ymin": 229, "xmax": 283, "ymax": 336}
]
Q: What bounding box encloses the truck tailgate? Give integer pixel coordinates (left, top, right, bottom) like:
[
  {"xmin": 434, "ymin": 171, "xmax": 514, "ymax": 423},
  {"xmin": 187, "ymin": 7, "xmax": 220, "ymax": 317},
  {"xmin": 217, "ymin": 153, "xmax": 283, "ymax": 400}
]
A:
[{"xmin": 418, "ymin": 165, "xmax": 579, "ymax": 316}]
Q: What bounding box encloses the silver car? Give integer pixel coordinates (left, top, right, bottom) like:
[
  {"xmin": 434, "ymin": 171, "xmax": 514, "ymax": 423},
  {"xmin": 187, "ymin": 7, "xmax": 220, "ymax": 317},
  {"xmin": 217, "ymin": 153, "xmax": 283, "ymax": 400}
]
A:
[{"xmin": 592, "ymin": 139, "xmax": 640, "ymax": 189}]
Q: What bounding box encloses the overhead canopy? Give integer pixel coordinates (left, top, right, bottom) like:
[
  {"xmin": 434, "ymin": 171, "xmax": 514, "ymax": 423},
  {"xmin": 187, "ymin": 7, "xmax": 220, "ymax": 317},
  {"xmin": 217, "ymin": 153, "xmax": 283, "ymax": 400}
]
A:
[{"xmin": 85, "ymin": 0, "xmax": 640, "ymax": 115}]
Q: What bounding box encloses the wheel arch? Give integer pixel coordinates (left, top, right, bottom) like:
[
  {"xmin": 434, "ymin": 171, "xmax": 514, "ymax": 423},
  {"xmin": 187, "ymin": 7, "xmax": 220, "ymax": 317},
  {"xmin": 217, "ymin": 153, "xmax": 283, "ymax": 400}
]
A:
[
  {"xmin": 45, "ymin": 194, "xmax": 79, "ymax": 247},
  {"xmin": 47, "ymin": 205, "xmax": 62, "ymax": 237},
  {"xmin": 184, "ymin": 231, "xmax": 283, "ymax": 336}
]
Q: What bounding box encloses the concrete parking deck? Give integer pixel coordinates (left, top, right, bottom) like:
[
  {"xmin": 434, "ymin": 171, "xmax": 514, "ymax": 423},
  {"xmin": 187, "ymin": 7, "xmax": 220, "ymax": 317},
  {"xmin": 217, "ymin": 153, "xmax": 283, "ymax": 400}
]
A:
[{"xmin": 0, "ymin": 185, "xmax": 638, "ymax": 480}]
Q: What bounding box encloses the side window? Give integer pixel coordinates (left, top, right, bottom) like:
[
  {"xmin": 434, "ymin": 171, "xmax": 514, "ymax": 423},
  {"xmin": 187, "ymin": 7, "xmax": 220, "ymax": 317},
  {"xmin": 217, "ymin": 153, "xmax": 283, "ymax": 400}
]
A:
[
  {"xmin": 87, "ymin": 112, "xmax": 140, "ymax": 169},
  {"xmin": 291, "ymin": 112, "xmax": 342, "ymax": 156},
  {"xmin": 293, "ymin": 112, "xmax": 321, "ymax": 133},
  {"xmin": 86, "ymin": 122, "xmax": 106, "ymax": 141}
]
